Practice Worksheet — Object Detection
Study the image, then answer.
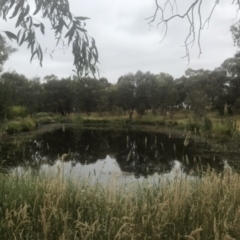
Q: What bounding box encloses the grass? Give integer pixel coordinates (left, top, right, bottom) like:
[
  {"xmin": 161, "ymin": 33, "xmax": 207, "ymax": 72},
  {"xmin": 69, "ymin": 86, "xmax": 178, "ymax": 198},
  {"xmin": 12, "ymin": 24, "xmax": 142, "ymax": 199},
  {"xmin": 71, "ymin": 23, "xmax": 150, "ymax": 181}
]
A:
[
  {"xmin": 0, "ymin": 166, "xmax": 240, "ymax": 239},
  {"xmin": 5, "ymin": 118, "xmax": 36, "ymax": 134},
  {"xmin": 3, "ymin": 110, "xmax": 240, "ymax": 142}
]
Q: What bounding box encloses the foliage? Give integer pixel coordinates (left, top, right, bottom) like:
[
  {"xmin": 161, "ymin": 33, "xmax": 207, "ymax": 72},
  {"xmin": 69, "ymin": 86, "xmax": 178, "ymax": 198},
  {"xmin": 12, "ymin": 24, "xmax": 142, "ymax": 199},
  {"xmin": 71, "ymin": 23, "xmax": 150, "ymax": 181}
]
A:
[
  {"xmin": 0, "ymin": 35, "xmax": 16, "ymax": 72},
  {"xmin": 8, "ymin": 106, "xmax": 28, "ymax": 119},
  {"xmin": 0, "ymin": 57, "xmax": 240, "ymax": 124},
  {"xmin": 36, "ymin": 116, "xmax": 54, "ymax": 125},
  {"xmin": 186, "ymin": 120, "xmax": 201, "ymax": 133},
  {"xmin": 213, "ymin": 122, "xmax": 233, "ymax": 137},
  {"xmin": 5, "ymin": 118, "xmax": 36, "ymax": 134},
  {"xmin": 0, "ymin": 0, "xmax": 98, "ymax": 77},
  {"xmin": 21, "ymin": 118, "xmax": 36, "ymax": 131},
  {"xmin": 5, "ymin": 120, "xmax": 22, "ymax": 134}
]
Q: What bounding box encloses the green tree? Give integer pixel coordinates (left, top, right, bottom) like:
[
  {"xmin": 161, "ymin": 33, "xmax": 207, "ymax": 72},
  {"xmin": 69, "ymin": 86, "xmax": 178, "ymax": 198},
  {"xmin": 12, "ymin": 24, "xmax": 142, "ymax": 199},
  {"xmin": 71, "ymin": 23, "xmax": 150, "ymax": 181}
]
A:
[
  {"xmin": 0, "ymin": 0, "xmax": 98, "ymax": 77},
  {"xmin": 116, "ymin": 74, "xmax": 136, "ymax": 120},
  {"xmin": 43, "ymin": 76, "xmax": 73, "ymax": 115}
]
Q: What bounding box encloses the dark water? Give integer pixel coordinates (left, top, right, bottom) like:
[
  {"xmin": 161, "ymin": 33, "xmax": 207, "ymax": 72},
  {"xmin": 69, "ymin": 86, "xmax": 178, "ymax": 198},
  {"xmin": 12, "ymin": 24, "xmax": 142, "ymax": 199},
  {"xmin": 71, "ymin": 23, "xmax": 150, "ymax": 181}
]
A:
[{"xmin": 0, "ymin": 126, "xmax": 228, "ymax": 182}]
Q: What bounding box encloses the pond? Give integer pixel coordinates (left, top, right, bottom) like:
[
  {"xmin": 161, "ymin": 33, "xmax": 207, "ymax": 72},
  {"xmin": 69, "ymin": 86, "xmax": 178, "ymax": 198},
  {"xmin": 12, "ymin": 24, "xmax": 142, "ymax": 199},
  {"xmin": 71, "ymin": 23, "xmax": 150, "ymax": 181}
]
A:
[{"xmin": 0, "ymin": 125, "xmax": 230, "ymax": 183}]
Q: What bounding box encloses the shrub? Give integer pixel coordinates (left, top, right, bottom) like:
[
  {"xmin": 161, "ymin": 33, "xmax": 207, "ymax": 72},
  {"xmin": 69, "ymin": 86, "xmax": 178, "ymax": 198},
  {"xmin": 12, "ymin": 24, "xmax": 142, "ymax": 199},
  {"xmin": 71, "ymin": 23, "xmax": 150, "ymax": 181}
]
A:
[
  {"xmin": 21, "ymin": 118, "xmax": 36, "ymax": 131},
  {"xmin": 37, "ymin": 116, "xmax": 54, "ymax": 125},
  {"xmin": 53, "ymin": 115, "xmax": 71, "ymax": 123},
  {"xmin": 34, "ymin": 112, "xmax": 51, "ymax": 118},
  {"xmin": 6, "ymin": 119, "xmax": 36, "ymax": 134},
  {"xmin": 8, "ymin": 106, "xmax": 28, "ymax": 119},
  {"xmin": 213, "ymin": 123, "xmax": 232, "ymax": 136},
  {"xmin": 186, "ymin": 120, "xmax": 201, "ymax": 133},
  {"xmin": 70, "ymin": 115, "xmax": 83, "ymax": 124},
  {"xmin": 6, "ymin": 121, "xmax": 22, "ymax": 134}
]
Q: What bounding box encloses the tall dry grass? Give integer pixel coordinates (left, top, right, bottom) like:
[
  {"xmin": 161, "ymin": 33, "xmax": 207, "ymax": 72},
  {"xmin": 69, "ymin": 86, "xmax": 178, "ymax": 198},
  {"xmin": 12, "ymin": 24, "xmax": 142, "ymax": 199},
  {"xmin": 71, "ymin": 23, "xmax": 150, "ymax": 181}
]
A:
[{"xmin": 0, "ymin": 166, "xmax": 240, "ymax": 239}]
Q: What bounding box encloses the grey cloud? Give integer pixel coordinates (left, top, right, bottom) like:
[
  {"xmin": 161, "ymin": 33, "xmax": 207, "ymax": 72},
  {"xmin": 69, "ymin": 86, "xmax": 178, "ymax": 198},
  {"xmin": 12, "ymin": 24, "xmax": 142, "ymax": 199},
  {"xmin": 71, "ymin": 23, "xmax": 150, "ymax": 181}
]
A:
[{"xmin": 1, "ymin": 0, "xmax": 238, "ymax": 83}]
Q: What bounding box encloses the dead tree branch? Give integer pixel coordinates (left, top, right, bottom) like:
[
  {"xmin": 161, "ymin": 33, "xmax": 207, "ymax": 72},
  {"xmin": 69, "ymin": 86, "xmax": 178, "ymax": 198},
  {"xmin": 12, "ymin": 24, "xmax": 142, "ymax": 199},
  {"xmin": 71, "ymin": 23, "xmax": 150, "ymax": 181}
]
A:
[{"xmin": 147, "ymin": 0, "xmax": 240, "ymax": 63}]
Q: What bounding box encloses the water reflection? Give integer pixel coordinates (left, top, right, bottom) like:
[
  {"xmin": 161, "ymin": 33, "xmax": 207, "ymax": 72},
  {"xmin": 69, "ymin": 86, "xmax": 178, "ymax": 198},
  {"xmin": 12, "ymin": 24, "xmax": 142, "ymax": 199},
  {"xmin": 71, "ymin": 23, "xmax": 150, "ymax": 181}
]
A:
[{"xmin": 0, "ymin": 126, "xmax": 228, "ymax": 180}]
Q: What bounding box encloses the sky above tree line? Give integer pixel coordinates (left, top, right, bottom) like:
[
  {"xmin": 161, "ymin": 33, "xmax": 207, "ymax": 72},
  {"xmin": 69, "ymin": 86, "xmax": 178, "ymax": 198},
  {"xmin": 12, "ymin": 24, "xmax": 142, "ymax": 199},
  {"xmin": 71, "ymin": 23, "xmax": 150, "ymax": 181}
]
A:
[{"xmin": 1, "ymin": 0, "xmax": 238, "ymax": 83}]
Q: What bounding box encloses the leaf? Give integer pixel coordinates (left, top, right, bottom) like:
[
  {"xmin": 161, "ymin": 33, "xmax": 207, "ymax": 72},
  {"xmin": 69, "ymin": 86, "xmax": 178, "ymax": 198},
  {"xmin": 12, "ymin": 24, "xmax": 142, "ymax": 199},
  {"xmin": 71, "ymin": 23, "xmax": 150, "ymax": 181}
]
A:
[
  {"xmin": 62, "ymin": 19, "xmax": 69, "ymax": 29},
  {"xmin": 30, "ymin": 50, "xmax": 37, "ymax": 62},
  {"xmin": 10, "ymin": 1, "xmax": 22, "ymax": 19},
  {"xmin": 29, "ymin": 17, "xmax": 33, "ymax": 29},
  {"xmin": 40, "ymin": 23, "xmax": 45, "ymax": 34},
  {"xmin": 92, "ymin": 38, "xmax": 96, "ymax": 47},
  {"xmin": 65, "ymin": 24, "xmax": 76, "ymax": 45},
  {"xmin": 9, "ymin": 0, "xmax": 15, "ymax": 10},
  {"xmin": 24, "ymin": 5, "xmax": 30, "ymax": 17},
  {"xmin": 43, "ymin": 9, "xmax": 48, "ymax": 18},
  {"xmin": 17, "ymin": 29, "xmax": 21, "ymax": 43},
  {"xmin": 19, "ymin": 31, "xmax": 26, "ymax": 46},
  {"xmin": 65, "ymin": 25, "xmax": 75, "ymax": 38},
  {"xmin": 50, "ymin": 5, "xmax": 55, "ymax": 15},
  {"xmin": 4, "ymin": 31, "xmax": 17, "ymax": 41},
  {"xmin": 76, "ymin": 17, "xmax": 90, "ymax": 21},
  {"xmin": 31, "ymin": 41, "xmax": 35, "ymax": 53},
  {"xmin": 39, "ymin": 45, "xmax": 43, "ymax": 64},
  {"xmin": 33, "ymin": 23, "xmax": 41, "ymax": 27},
  {"xmin": 33, "ymin": 2, "xmax": 42, "ymax": 15},
  {"xmin": 76, "ymin": 26, "xmax": 87, "ymax": 32},
  {"xmin": 15, "ymin": 11, "xmax": 25, "ymax": 27}
]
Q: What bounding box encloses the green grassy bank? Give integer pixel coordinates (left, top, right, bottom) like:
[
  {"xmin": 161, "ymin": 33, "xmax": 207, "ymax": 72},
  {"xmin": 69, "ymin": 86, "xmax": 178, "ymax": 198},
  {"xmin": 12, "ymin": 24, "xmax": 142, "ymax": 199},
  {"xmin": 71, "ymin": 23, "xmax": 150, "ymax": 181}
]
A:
[{"xmin": 0, "ymin": 167, "xmax": 239, "ymax": 239}]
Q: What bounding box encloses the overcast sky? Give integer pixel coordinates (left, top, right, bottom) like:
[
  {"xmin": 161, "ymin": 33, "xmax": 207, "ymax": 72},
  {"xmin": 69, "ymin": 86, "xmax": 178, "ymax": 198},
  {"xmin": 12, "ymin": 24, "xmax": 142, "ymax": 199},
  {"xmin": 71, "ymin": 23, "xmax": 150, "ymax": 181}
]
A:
[{"xmin": 1, "ymin": 0, "xmax": 239, "ymax": 83}]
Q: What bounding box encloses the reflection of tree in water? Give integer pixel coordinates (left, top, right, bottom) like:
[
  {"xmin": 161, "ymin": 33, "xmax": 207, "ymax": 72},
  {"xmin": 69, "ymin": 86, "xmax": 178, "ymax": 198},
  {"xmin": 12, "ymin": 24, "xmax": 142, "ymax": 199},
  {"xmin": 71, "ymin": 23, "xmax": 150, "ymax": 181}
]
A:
[{"xmin": 0, "ymin": 127, "xmax": 228, "ymax": 176}]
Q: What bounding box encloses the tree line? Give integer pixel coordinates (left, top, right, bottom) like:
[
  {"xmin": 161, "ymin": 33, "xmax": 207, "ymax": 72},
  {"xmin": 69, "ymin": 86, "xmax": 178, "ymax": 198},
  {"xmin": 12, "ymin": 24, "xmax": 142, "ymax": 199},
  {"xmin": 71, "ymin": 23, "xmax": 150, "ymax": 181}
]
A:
[{"xmin": 1, "ymin": 51, "xmax": 240, "ymax": 120}]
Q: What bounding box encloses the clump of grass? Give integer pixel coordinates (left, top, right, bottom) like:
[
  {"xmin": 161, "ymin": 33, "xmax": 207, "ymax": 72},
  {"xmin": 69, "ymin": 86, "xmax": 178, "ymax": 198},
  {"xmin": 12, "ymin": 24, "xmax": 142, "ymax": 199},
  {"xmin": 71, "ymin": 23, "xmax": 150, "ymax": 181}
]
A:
[
  {"xmin": 69, "ymin": 114, "xmax": 83, "ymax": 124},
  {"xmin": 5, "ymin": 121, "xmax": 22, "ymax": 134},
  {"xmin": 5, "ymin": 118, "xmax": 36, "ymax": 134},
  {"xmin": 21, "ymin": 118, "xmax": 36, "ymax": 131},
  {"xmin": 8, "ymin": 106, "xmax": 28, "ymax": 119},
  {"xmin": 0, "ymin": 168, "xmax": 240, "ymax": 239},
  {"xmin": 213, "ymin": 123, "xmax": 232, "ymax": 136},
  {"xmin": 34, "ymin": 112, "xmax": 56, "ymax": 118},
  {"xmin": 37, "ymin": 116, "xmax": 54, "ymax": 125},
  {"xmin": 186, "ymin": 120, "xmax": 202, "ymax": 133},
  {"xmin": 53, "ymin": 115, "xmax": 72, "ymax": 123}
]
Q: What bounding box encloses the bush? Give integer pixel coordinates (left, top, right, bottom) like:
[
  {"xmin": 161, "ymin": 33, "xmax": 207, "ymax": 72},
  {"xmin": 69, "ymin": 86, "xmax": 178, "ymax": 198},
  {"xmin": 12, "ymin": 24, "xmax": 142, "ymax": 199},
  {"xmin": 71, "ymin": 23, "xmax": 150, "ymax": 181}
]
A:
[
  {"xmin": 37, "ymin": 116, "xmax": 54, "ymax": 125},
  {"xmin": 6, "ymin": 119, "xmax": 36, "ymax": 134},
  {"xmin": 53, "ymin": 115, "xmax": 72, "ymax": 123},
  {"xmin": 6, "ymin": 121, "xmax": 22, "ymax": 134},
  {"xmin": 34, "ymin": 112, "xmax": 51, "ymax": 118},
  {"xmin": 21, "ymin": 118, "xmax": 36, "ymax": 131},
  {"xmin": 213, "ymin": 123, "xmax": 232, "ymax": 136},
  {"xmin": 8, "ymin": 106, "xmax": 28, "ymax": 119},
  {"xmin": 70, "ymin": 115, "xmax": 83, "ymax": 124},
  {"xmin": 186, "ymin": 120, "xmax": 201, "ymax": 133}
]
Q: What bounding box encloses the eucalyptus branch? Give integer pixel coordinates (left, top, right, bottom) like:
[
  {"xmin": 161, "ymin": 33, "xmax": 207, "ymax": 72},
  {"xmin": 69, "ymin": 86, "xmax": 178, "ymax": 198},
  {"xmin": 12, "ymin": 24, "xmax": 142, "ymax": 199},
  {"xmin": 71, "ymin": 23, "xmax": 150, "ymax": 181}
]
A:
[{"xmin": 0, "ymin": 0, "xmax": 98, "ymax": 78}]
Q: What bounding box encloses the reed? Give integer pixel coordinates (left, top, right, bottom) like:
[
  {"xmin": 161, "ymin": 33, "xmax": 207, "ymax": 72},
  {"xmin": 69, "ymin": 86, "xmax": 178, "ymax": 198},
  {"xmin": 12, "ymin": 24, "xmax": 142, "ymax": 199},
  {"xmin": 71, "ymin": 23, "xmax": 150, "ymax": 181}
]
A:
[{"xmin": 0, "ymin": 166, "xmax": 240, "ymax": 239}]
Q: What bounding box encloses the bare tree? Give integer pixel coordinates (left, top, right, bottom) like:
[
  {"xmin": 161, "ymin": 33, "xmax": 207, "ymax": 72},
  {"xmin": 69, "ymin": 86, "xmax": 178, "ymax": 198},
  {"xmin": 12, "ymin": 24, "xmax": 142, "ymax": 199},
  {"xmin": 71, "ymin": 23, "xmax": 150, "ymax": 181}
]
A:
[{"xmin": 147, "ymin": 0, "xmax": 240, "ymax": 62}]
